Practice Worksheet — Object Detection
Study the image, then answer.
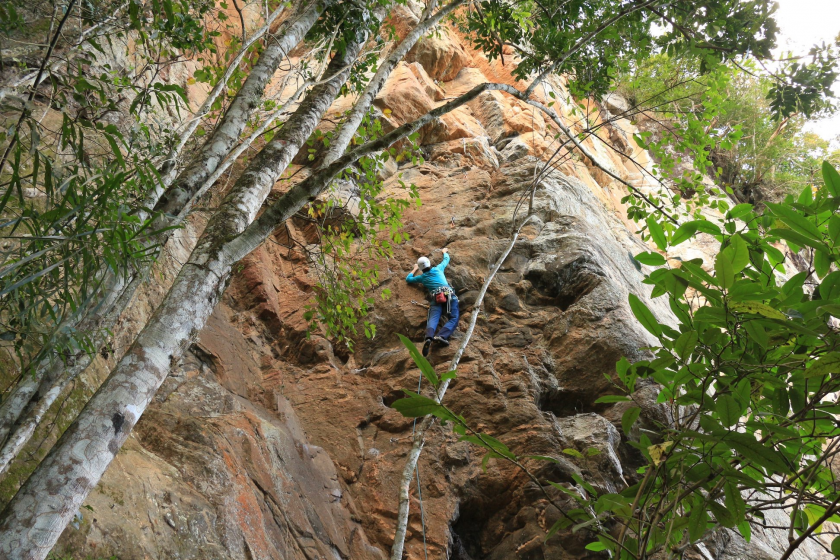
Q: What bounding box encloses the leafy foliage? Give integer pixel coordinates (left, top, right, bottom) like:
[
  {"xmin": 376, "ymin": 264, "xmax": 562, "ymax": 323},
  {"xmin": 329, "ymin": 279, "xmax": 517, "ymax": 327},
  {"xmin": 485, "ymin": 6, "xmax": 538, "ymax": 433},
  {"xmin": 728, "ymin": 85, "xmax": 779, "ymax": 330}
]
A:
[
  {"xmin": 302, "ymin": 113, "xmax": 422, "ymax": 349},
  {"xmin": 458, "ymin": 0, "xmax": 778, "ymax": 99},
  {"xmin": 0, "ymin": 0, "xmax": 234, "ymax": 376},
  {"xmin": 393, "ymin": 163, "xmax": 840, "ymax": 558},
  {"xmin": 619, "ymin": 53, "xmax": 839, "ymax": 207},
  {"xmin": 0, "ymin": 0, "xmax": 212, "ymax": 376},
  {"xmin": 571, "ymin": 161, "xmax": 840, "ymax": 558}
]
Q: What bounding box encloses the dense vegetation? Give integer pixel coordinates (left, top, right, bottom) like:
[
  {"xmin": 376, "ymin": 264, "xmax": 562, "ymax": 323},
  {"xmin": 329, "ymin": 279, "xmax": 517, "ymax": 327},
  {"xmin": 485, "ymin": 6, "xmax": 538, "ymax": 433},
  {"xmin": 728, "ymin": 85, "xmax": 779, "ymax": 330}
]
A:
[
  {"xmin": 398, "ymin": 161, "xmax": 840, "ymax": 559},
  {"xmin": 617, "ymin": 54, "xmax": 840, "ymax": 203},
  {"xmin": 0, "ymin": 0, "xmax": 837, "ymax": 558}
]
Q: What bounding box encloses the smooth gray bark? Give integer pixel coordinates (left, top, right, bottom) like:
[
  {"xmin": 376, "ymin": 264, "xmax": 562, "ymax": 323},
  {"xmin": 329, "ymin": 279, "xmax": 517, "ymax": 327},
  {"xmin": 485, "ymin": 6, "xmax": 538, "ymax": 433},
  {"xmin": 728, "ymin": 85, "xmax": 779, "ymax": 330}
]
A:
[
  {"xmin": 0, "ymin": 0, "xmax": 326, "ymax": 449},
  {"xmin": 153, "ymin": 0, "xmax": 329, "ymax": 218},
  {"xmin": 0, "ymin": 34, "xmax": 367, "ymax": 560}
]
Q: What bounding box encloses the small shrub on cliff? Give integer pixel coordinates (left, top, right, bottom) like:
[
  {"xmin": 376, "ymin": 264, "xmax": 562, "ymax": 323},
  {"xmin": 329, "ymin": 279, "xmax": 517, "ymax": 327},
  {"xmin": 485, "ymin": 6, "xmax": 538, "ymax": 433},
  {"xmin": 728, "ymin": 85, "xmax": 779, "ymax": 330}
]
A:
[{"xmin": 618, "ymin": 53, "xmax": 840, "ymax": 205}]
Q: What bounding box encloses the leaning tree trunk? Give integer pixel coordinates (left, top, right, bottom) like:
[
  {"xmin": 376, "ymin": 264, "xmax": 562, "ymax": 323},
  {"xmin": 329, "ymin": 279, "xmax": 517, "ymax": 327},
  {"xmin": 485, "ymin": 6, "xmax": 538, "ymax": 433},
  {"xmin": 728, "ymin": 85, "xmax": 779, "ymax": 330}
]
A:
[
  {"xmin": 0, "ymin": 28, "xmax": 371, "ymax": 560},
  {"xmin": 0, "ymin": 75, "xmax": 501, "ymax": 559},
  {"xmin": 0, "ymin": 0, "xmax": 327, "ymax": 443},
  {"xmin": 390, "ymin": 215, "xmax": 536, "ymax": 560}
]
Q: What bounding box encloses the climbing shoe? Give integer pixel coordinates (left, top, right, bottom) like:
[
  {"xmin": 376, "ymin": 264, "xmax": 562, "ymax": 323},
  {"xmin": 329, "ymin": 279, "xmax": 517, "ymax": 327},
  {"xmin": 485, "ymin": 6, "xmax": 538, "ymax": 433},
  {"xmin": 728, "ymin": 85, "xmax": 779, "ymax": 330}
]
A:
[
  {"xmin": 433, "ymin": 336, "xmax": 450, "ymax": 347},
  {"xmin": 422, "ymin": 338, "xmax": 432, "ymax": 357}
]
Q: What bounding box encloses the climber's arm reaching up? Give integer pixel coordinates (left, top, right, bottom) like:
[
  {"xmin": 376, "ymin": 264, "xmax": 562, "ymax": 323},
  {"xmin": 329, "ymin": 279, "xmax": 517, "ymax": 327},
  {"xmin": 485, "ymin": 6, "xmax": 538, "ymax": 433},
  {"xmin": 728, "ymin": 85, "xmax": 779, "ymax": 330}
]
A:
[{"xmin": 436, "ymin": 248, "xmax": 450, "ymax": 271}]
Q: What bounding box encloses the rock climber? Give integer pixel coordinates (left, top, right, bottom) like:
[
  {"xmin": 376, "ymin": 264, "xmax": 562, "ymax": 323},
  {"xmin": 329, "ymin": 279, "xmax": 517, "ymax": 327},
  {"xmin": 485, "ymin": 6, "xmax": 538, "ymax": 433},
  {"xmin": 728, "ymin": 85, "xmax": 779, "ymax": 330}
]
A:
[{"xmin": 406, "ymin": 248, "xmax": 460, "ymax": 357}]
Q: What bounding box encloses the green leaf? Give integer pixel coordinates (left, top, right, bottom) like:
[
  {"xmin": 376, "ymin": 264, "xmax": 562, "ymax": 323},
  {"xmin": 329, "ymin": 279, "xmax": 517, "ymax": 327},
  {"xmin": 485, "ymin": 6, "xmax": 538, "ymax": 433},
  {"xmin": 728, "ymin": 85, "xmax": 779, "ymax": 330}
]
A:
[
  {"xmin": 815, "ymin": 249, "xmax": 831, "ymax": 279},
  {"xmin": 823, "ymin": 161, "xmax": 840, "ymax": 197},
  {"xmin": 727, "ymin": 203, "xmax": 754, "ymax": 219},
  {"xmin": 724, "ymin": 480, "xmax": 746, "ymax": 519},
  {"xmin": 734, "ymin": 379, "xmax": 751, "ymax": 409},
  {"xmin": 391, "ymin": 392, "xmax": 454, "ymax": 421},
  {"xmin": 440, "ymin": 370, "xmax": 458, "ymax": 383},
  {"xmin": 635, "ymin": 251, "xmax": 666, "ymax": 266},
  {"xmin": 766, "ymin": 202, "xmax": 821, "ymax": 239},
  {"xmin": 831, "ymin": 535, "xmax": 840, "ymax": 557},
  {"xmin": 829, "ymin": 216, "xmax": 840, "ymax": 246},
  {"xmin": 770, "ymin": 228, "xmax": 831, "ymax": 254},
  {"xmin": 526, "ymin": 455, "xmax": 559, "ymax": 463},
  {"xmin": 709, "ymin": 501, "xmax": 736, "ymax": 528},
  {"xmin": 728, "ymin": 234, "xmax": 750, "ymax": 273},
  {"xmin": 697, "ymin": 221, "xmax": 723, "ymax": 235},
  {"xmin": 716, "ymin": 394, "xmax": 741, "ymax": 427},
  {"xmin": 398, "ymin": 334, "xmax": 438, "ymax": 388},
  {"xmin": 563, "ymin": 448, "xmax": 584, "ymax": 458},
  {"xmin": 729, "ymin": 301, "xmax": 786, "ymax": 320},
  {"xmin": 628, "ymin": 293, "xmax": 662, "ymax": 337},
  {"xmin": 737, "ymin": 519, "xmax": 752, "ymax": 542},
  {"xmin": 688, "ymin": 501, "xmax": 707, "ymax": 542},
  {"xmin": 585, "ymin": 541, "xmax": 607, "ymax": 552},
  {"xmin": 647, "ymin": 216, "xmax": 667, "ymax": 251},
  {"xmin": 715, "ymin": 251, "xmax": 735, "ymax": 290},
  {"xmin": 622, "ymin": 407, "xmax": 641, "ymax": 437},
  {"xmin": 818, "ymin": 304, "xmax": 840, "ymax": 317},
  {"xmin": 803, "ymin": 353, "xmax": 840, "ymax": 379},
  {"xmin": 671, "ymin": 222, "xmax": 699, "ymax": 246},
  {"xmin": 594, "ymin": 395, "xmax": 631, "ymax": 403},
  {"xmin": 821, "ymin": 271, "xmax": 840, "ymax": 300},
  {"xmin": 674, "ymin": 331, "xmax": 698, "ymax": 361},
  {"xmin": 728, "ymin": 432, "xmax": 789, "ymax": 473},
  {"xmin": 104, "ymin": 133, "xmax": 125, "ymax": 167}
]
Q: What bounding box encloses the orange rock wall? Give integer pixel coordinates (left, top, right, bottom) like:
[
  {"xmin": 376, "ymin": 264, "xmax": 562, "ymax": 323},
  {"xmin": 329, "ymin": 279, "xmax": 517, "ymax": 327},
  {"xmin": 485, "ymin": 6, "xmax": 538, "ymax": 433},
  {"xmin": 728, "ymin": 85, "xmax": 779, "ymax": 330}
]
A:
[{"xmin": 51, "ymin": 5, "xmax": 826, "ymax": 560}]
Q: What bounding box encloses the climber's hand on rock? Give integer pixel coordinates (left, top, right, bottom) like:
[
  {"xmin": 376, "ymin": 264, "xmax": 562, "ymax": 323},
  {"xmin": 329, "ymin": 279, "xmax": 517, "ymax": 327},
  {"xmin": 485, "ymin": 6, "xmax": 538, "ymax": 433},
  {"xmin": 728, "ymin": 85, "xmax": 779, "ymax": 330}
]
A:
[{"xmin": 441, "ymin": 248, "xmax": 449, "ymax": 254}]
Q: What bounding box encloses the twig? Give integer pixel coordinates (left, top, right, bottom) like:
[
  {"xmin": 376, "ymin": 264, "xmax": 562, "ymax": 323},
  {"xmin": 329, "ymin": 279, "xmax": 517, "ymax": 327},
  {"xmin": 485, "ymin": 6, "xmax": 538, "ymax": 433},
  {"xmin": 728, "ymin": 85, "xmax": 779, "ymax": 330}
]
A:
[{"xmin": 0, "ymin": 0, "xmax": 79, "ymax": 178}]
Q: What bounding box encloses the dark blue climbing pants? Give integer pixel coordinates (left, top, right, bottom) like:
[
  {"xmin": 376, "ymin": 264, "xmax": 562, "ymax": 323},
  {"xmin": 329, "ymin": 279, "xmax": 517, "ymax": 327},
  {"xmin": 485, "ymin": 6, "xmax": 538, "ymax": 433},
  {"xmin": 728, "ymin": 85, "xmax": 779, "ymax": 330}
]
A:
[{"xmin": 425, "ymin": 296, "xmax": 460, "ymax": 340}]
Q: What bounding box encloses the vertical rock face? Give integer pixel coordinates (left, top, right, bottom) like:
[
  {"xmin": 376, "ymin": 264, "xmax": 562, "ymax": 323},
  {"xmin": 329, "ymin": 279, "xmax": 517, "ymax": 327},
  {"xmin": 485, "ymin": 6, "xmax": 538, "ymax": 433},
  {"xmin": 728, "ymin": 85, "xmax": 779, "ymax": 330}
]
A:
[{"xmin": 50, "ymin": 11, "xmax": 825, "ymax": 560}]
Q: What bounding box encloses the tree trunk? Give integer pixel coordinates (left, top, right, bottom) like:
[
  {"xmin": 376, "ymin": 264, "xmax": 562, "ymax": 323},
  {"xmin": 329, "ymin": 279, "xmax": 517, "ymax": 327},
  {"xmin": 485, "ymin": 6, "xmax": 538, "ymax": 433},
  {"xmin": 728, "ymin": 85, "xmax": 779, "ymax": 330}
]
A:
[
  {"xmin": 0, "ymin": 0, "xmax": 326, "ymax": 445},
  {"xmin": 0, "ymin": 30, "xmax": 368, "ymax": 560},
  {"xmin": 389, "ymin": 215, "xmax": 535, "ymax": 560},
  {"xmin": 152, "ymin": 0, "xmax": 330, "ymax": 218}
]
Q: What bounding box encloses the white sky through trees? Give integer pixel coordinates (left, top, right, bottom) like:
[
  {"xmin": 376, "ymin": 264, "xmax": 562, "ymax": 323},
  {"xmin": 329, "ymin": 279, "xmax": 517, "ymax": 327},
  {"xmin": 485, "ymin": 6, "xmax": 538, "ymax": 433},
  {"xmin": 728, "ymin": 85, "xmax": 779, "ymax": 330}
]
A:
[{"xmin": 774, "ymin": 0, "xmax": 840, "ymax": 142}]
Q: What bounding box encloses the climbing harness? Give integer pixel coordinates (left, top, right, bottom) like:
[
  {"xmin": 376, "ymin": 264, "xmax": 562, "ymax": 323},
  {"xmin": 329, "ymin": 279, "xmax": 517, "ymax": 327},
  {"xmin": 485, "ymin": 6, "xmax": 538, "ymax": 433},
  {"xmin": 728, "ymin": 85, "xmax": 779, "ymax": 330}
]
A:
[{"xmin": 430, "ymin": 286, "xmax": 456, "ymax": 315}]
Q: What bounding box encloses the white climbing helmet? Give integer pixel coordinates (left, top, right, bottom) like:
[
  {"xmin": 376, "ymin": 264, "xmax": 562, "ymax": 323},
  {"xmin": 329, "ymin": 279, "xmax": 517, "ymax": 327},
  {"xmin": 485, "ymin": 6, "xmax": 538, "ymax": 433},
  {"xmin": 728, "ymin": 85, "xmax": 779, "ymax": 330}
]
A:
[{"xmin": 417, "ymin": 256, "xmax": 431, "ymax": 269}]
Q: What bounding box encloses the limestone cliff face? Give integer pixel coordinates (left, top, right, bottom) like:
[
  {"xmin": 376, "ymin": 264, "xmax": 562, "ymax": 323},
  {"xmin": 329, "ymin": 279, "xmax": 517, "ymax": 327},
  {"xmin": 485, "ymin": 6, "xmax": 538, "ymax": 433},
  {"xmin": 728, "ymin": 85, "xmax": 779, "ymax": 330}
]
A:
[{"xmin": 50, "ymin": 7, "xmax": 826, "ymax": 560}]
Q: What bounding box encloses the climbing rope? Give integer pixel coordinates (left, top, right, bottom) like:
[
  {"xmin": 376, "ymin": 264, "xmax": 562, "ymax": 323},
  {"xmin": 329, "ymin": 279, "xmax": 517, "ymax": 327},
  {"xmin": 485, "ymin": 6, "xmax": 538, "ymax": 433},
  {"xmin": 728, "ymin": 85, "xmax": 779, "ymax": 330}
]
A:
[{"xmin": 413, "ymin": 371, "xmax": 429, "ymax": 560}]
